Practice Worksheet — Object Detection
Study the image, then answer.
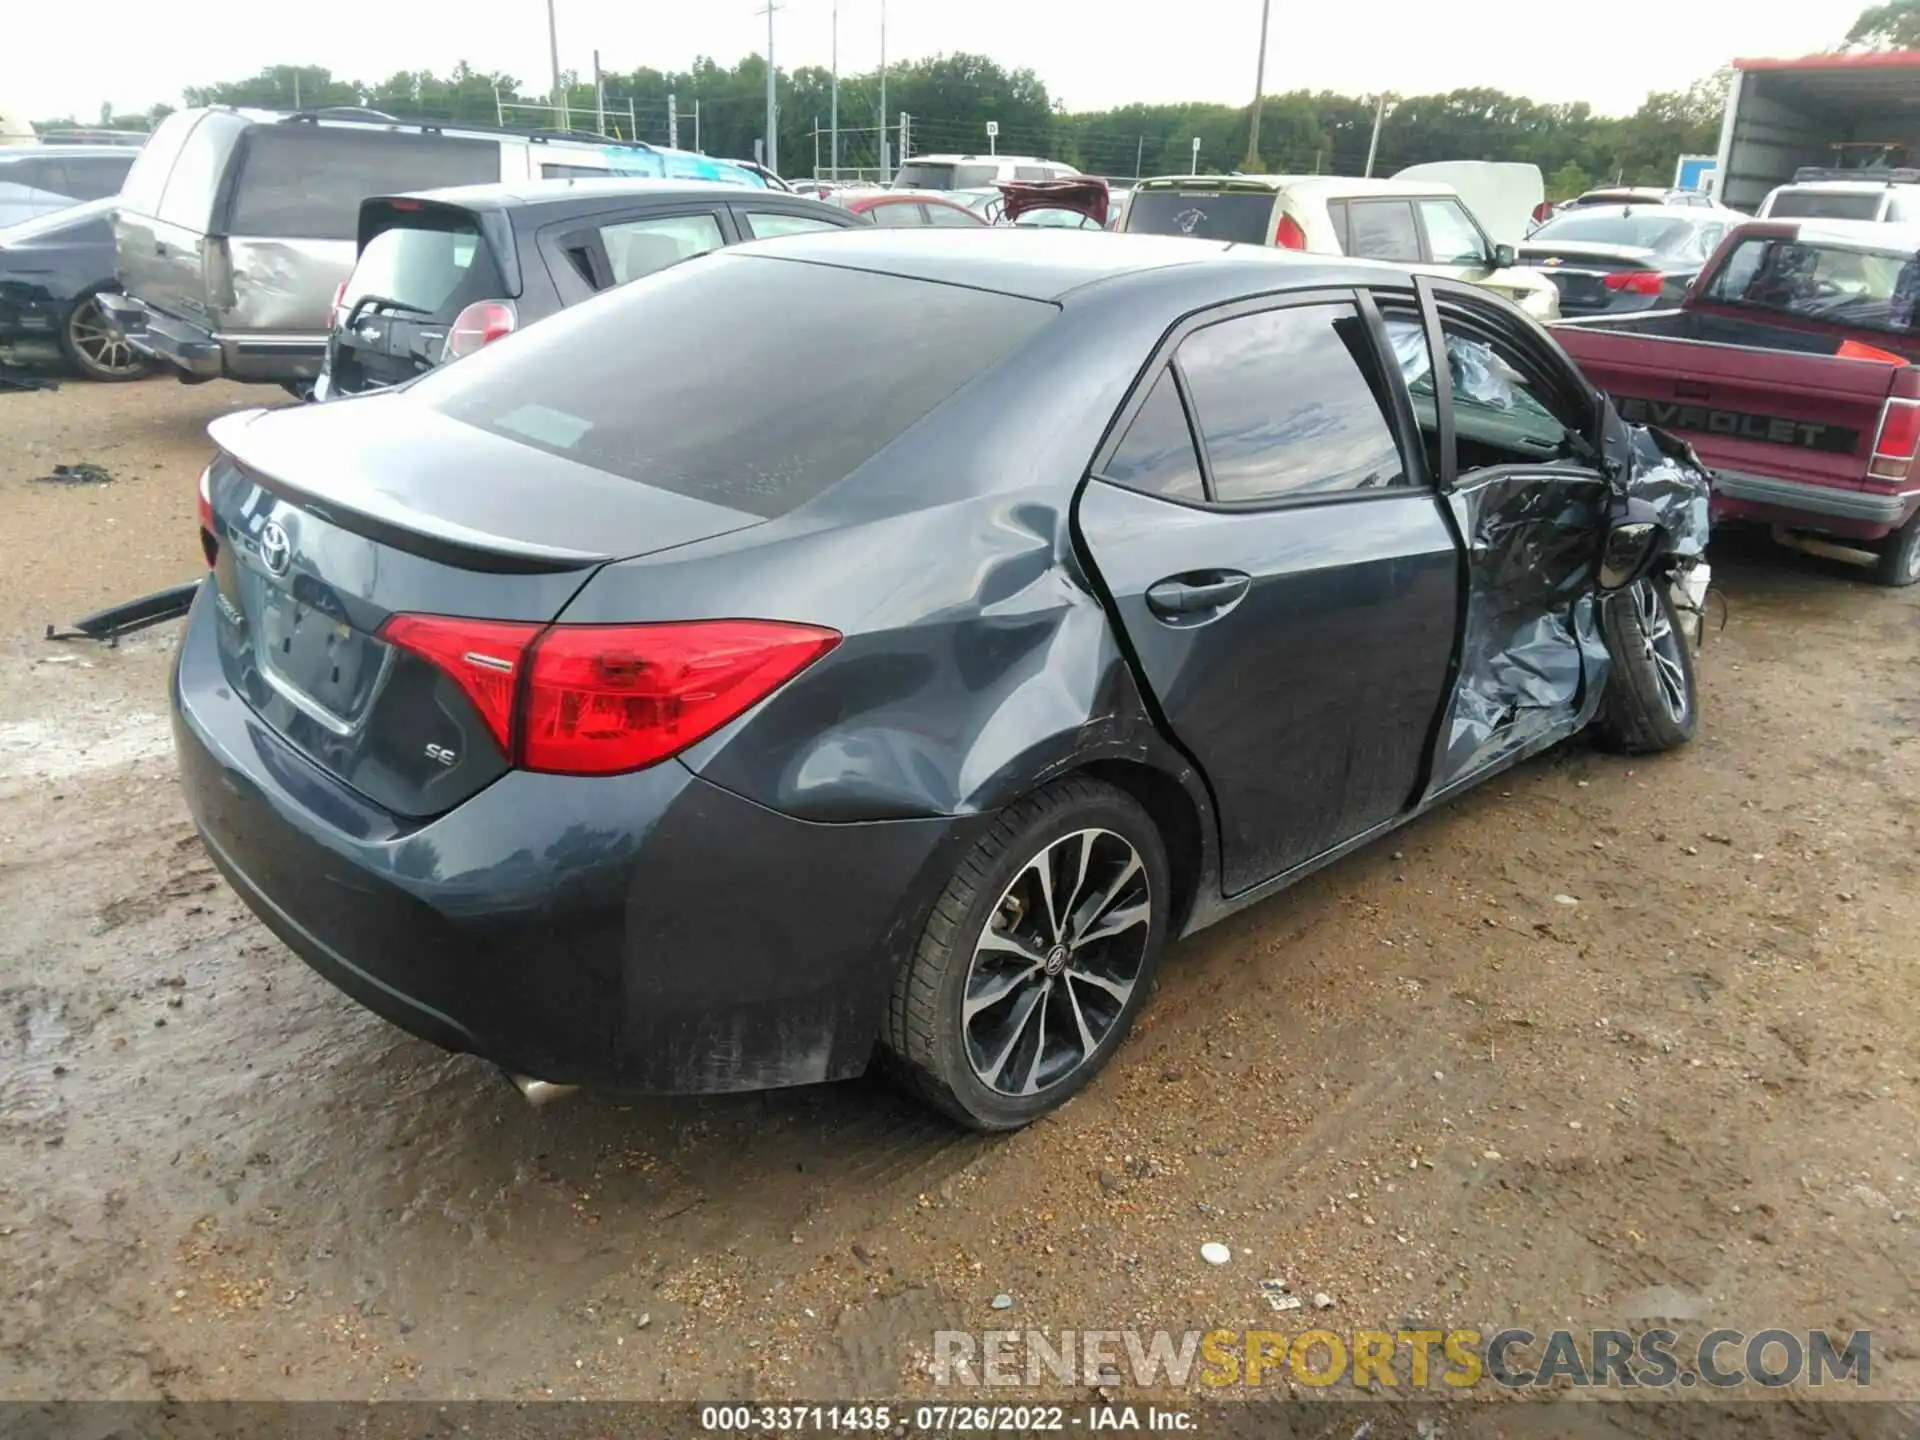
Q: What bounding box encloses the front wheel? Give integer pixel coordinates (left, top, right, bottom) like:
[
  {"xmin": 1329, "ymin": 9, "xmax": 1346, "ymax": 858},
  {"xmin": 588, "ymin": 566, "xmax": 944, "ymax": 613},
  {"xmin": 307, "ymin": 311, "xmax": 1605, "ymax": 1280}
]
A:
[
  {"xmin": 1872, "ymin": 510, "xmax": 1920, "ymax": 588},
  {"xmin": 880, "ymin": 778, "xmax": 1170, "ymax": 1131},
  {"xmin": 1592, "ymin": 577, "xmax": 1699, "ymax": 754},
  {"xmin": 59, "ymin": 290, "xmax": 148, "ymax": 382}
]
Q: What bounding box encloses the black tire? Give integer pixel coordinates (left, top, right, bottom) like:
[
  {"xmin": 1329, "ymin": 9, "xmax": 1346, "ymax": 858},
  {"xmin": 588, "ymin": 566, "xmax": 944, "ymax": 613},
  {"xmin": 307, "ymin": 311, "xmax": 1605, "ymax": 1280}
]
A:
[
  {"xmin": 1593, "ymin": 577, "xmax": 1699, "ymax": 754},
  {"xmin": 1871, "ymin": 511, "xmax": 1920, "ymax": 588},
  {"xmin": 58, "ymin": 288, "xmax": 148, "ymax": 382},
  {"xmin": 880, "ymin": 777, "xmax": 1171, "ymax": 1131}
]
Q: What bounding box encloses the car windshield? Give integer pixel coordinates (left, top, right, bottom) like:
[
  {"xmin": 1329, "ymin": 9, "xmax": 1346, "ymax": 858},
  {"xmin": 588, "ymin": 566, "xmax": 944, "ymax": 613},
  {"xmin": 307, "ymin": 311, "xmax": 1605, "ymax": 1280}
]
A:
[
  {"xmin": 1122, "ymin": 188, "xmax": 1273, "ymax": 243},
  {"xmin": 1766, "ymin": 191, "xmax": 1885, "ymax": 221},
  {"xmin": 344, "ymin": 211, "xmax": 505, "ymax": 322},
  {"xmin": 1703, "ymin": 235, "xmax": 1920, "ymax": 333},
  {"xmin": 1529, "ymin": 209, "xmax": 1698, "ymax": 252},
  {"xmin": 416, "ymin": 252, "xmax": 1057, "ymax": 518}
]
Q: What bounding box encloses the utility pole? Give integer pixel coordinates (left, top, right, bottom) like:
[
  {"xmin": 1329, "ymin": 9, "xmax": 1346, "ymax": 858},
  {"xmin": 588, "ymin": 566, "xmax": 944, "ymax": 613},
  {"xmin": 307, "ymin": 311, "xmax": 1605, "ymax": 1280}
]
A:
[
  {"xmin": 1242, "ymin": 0, "xmax": 1271, "ymax": 171},
  {"xmin": 830, "ymin": 0, "xmax": 840, "ymax": 179},
  {"xmin": 813, "ymin": 119, "xmax": 820, "ymax": 176},
  {"xmin": 545, "ymin": 0, "xmax": 567, "ymax": 130},
  {"xmin": 1364, "ymin": 92, "xmax": 1389, "ymax": 177},
  {"xmin": 694, "ymin": 98, "xmax": 701, "ymax": 153},
  {"xmin": 1135, "ymin": 135, "xmax": 1144, "ymax": 180},
  {"xmin": 878, "ymin": 0, "xmax": 889, "ymax": 182},
  {"xmin": 668, "ymin": 92, "xmax": 678, "ymax": 149},
  {"xmin": 292, "ymin": 71, "xmax": 301, "ymax": 110},
  {"xmin": 593, "ymin": 49, "xmax": 605, "ymax": 136},
  {"xmin": 759, "ymin": 0, "xmax": 780, "ymax": 177}
]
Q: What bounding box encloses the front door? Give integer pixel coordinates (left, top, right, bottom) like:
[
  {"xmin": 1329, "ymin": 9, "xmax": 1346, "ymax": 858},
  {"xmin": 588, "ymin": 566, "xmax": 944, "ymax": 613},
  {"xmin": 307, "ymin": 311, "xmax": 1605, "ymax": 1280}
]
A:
[
  {"xmin": 1075, "ymin": 291, "xmax": 1460, "ymax": 895},
  {"xmin": 1380, "ymin": 278, "xmax": 1614, "ymax": 796}
]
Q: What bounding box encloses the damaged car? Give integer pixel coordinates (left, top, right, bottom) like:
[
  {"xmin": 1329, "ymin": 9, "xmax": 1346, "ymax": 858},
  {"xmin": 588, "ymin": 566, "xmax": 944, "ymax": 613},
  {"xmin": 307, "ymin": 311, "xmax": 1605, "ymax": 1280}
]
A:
[{"xmin": 172, "ymin": 231, "xmax": 1709, "ymax": 1131}]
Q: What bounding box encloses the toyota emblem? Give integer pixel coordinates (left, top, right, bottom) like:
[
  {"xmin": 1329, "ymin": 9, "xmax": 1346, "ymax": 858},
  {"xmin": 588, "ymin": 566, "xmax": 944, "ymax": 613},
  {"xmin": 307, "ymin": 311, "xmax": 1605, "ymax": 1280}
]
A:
[{"xmin": 259, "ymin": 520, "xmax": 292, "ymax": 577}]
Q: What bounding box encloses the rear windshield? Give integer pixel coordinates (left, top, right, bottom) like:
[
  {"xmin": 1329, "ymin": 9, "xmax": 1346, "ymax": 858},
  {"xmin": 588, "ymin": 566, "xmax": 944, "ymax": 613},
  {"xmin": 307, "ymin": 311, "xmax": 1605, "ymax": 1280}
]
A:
[
  {"xmin": 1703, "ymin": 235, "xmax": 1920, "ymax": 334},
  {"xmin": 894, "ymin": 162, "xmax": 999, "ymax": 190},
  {"xmin": 345, "ymin": 212, "xmax": 505, "ymax": 320},
  {"xmin": 415, "ymin": 253, "xmax": 1055, "ymax": 518},
  {"xmin": 1766, "ymin": 190, "xmax": 1885, "ymax": 221},
  {"xmin": 1123, "ymin": 189, "xmax": 1274, "ymax": 244},
  {"xmin": 1529, "ymin": 210, "xmax": 1697, "ymax": 251},
  {"xmin": 116, "ymin": 110, "xmax": 199, "ymax": 217},
  {"xmin": 228, "ymin": 128, "xmax": 499, "ymax": 240}
]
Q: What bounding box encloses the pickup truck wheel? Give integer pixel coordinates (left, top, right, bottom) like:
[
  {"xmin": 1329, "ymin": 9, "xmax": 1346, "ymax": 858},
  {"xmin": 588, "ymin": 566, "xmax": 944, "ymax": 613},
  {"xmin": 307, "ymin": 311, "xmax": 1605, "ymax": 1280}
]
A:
[
  {"xmin": 1872, "ymin": 512, "xmax": 1920, "ymax": 588},
  {"xmin": 1593, "ymin": 579, "xmax": 1698, "ymax": 754},
  {"xmin": 878, "ymin": 778, "xmax": 1169, "ymax": 1132}
]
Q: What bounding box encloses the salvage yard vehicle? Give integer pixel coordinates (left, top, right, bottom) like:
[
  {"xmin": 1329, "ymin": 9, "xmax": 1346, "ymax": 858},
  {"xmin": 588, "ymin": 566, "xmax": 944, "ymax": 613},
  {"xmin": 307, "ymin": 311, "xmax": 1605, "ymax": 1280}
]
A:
[
  {"xmin": 98, "ymin": 107, "xmax": 772, "ymax": 395},
  {"xmin": 826, "ymin": 189, "xmax": 987, "ymax": 226},
  {"xmin": 1518, "ymin": 204, "xmax": 1736, "ymax": 317},
  {"xmin": 1554, "ymin": 217, "xmax": 1920, "ymax": 585},
  {"xmin": 317, "ymin": 180, "xmax": 863, "ymax": 399},
  {"xmin": 0, "ymin": 197, "xmax": 148, "ymax": 379},
  {"xmin": 1756, "ymin": 168, "xmax": 1920, "ymax": 223},
  {"xmin": 890, "ymin": 153, "xmax": 1080, "ymax": 190},
  {"xmin": 0, "ymin": 144, "xmax": 136, "ymax": 228},
  {"xmin": 174, "ymin": 230, "xmax": 1707, "ymax": 1130},
  {"xmin": 1119, "ymin": 173, "xmax": 1563, "ymax": 320}
]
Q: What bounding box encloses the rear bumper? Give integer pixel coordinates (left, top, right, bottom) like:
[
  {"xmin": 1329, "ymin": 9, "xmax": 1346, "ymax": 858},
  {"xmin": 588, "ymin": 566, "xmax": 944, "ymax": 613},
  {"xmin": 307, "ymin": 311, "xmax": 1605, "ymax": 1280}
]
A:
[
  {"xmin": 1711, "ymin": 469, "xmax": 1920, "ymax": 540},
  {"xmin": 170, "ymin": 582, "xmax": 970, "ymax": 1093},
  {"xmin": 98, "ymin": 292, "xmax": 324, "ymax": 382}
]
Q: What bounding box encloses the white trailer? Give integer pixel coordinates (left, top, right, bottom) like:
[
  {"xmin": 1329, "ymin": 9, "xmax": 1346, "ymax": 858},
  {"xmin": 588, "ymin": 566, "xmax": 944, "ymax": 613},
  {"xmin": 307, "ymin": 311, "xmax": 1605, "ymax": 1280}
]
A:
[{"xmin": 1716, "ymin": 50, "xmax": 1920, "ymax": 213}]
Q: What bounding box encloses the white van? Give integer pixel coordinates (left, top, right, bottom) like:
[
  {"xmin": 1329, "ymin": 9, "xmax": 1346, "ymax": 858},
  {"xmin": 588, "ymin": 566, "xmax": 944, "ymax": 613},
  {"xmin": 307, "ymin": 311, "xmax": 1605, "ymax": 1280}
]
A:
[
  {"xmin": 1756, "ymin": 173, "xmax": 1920, "ymax": 223},
  {"xmin": 891, "ymin": 153, "xmax": 1079, "ymax": 191}
]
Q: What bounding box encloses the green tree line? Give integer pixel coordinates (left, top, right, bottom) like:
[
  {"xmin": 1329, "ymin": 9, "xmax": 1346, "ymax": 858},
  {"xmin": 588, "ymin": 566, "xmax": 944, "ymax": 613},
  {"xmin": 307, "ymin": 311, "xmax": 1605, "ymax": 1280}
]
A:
[{"xmin": 45, "ymin": 53, "xmax": 1727, "ymax": 197}]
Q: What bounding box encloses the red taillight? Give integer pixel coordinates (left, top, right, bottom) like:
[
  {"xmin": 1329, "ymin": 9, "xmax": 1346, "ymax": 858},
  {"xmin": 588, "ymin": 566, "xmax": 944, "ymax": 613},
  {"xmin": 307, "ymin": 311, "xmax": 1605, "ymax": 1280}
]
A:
[
  {"xmin": 443, "ymin": 300, "xmax": 518, "ymax": 361},
  {"xmin": 379, "ymin": 615, "xmax": 540, "ymax": 757},
  {"xmin": 1870, "ymin": 396, "xmax": 1920, "ymax": 483},
  {"xmin": 1839, "ymin": 338, "xmax": 1907, "ymax": 365},
  {"xmin": 1602, "ymin": 271, "xmax": 1663, "ymax": 295},
  {"xmin": 1274, "ymin": 213, "xmax": 1308, "ymax": 250},
  {"xmin": 197, "ymin": 465, "xmax": 217, "ymax": 567},
  {"xmin": 378, "ymin": 615, "xmax": 840, "ymax": 774},
  {"xmin": 1531, "ymin": 200, "xmax": 1555, "ymax": 223}
]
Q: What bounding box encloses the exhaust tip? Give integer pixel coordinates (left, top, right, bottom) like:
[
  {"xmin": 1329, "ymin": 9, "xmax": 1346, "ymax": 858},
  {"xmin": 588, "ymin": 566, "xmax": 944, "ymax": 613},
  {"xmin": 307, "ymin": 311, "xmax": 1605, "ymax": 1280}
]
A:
[{"xmin": 505, "ymin": 1071, "xmax": 580, "ymax": 1107}]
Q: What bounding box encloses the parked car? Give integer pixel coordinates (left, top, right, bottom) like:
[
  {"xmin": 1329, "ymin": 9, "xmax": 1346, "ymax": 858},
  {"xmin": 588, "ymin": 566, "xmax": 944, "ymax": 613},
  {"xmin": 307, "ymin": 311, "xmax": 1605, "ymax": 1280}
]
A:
[
  {"xmin": 176, "ymin": 229, "xmax": 1707, "ymax": 1130},
  {"xmin": 1120, "ymin": 174, "xmax": 1561, "ymax": 318},
  {"xmin": 317, "ymin": 180, "xmax": 865, "ymax": 399},
  {"xmin": 1756, "ymin": 171, "xmax": 1920, "ymax": 223},
  {"xmin": 1553, "ymin": 217, "xmax": 1920, "ymax": 584},
  {"xmin": 890, "ymin": 153, "xmax": 1079, "ymax": 190},
  {"xmin": 1518, "ymin": 204, "xmax": 1737, "ymax": 315},
  {"xmin": 0, "ymin": 144, "xmax": 135, "ymax": 227},
  {"xmin": 828, "ymin": 189, "xmax": 987, "ymax": 227},
  {"xmin": 1568, "ymin": 187, "xmax": 1720, "ymax": 211},
  {"xmin": 0, "ymin": 197, "xmax": 148, "ymax": 379},
  {"xmin": 98, "ymin": 107, "xmax": 774, "ymax": 394}
]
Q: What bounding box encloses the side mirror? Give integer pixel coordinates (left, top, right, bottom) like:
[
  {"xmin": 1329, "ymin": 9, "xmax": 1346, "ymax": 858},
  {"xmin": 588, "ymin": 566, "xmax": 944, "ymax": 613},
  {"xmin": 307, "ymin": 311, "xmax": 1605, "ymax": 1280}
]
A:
[
  {"xmin": 1492, "ymin": 243, "xmax": 1517, "ymax": 268},
  {"xmin": 1598, "ymin": 519, "xmax": 1668, "ymax": 590}
]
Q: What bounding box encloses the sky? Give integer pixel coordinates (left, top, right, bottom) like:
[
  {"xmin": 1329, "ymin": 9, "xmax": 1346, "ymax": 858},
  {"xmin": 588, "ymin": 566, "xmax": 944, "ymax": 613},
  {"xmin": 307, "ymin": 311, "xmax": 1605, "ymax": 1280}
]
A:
[{"xmin": 11, "ymin": 0, "xmax": 1868, "ymax": 124}]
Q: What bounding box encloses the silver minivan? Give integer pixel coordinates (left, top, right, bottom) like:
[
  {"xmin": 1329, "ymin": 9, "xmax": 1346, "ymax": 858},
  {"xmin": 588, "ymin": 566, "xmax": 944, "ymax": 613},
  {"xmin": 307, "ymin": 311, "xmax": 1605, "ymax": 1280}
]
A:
[{"xmin": 101, "ymin": 108, "xmax": 771, "ymax": 392}]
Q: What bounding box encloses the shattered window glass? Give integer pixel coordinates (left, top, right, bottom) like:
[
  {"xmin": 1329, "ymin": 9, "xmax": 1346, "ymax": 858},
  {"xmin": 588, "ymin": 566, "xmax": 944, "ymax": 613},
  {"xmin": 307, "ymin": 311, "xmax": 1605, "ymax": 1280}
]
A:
[{"xmin": 1383, "ymin": 313, "xmax": 1581, "ymax": 470}]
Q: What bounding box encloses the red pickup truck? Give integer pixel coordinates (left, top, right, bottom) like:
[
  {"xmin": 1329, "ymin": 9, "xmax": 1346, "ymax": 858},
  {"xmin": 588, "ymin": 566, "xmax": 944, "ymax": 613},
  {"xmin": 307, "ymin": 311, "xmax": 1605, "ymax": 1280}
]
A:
[{"xmin": 1551, "ymin": 217, "xmax": 1920, "ymax": 585}]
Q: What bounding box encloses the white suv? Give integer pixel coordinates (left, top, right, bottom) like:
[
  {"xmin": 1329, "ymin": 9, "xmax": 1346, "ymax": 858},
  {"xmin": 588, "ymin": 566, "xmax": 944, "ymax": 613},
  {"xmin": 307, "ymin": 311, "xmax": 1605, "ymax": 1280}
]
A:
[
  {"xmin": 1757, "ymin": 178, "xmax": 1920, "ymax": 223},
  {"xmin": 1118, "ymin": 174, "xmax": 1561, "ymax": 320},
  {"xmin": 891, "ymin": 154, "xmax": 1079, "ymax": 190}
]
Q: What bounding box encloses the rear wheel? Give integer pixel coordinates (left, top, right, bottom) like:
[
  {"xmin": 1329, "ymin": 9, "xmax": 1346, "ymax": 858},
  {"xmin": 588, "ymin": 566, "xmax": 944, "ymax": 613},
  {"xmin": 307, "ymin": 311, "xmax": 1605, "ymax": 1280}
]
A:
[
  {"xmin": 1872, "ymin": 511, "xmax": 1920, "ymax": 588},
  {"xmin": 880, "ymin": 778, "xmax": 1170, "ymax": 1131},
  {"xmin": 59, "ymin": 289, "xmax": 147, "ymax": 382},
  {"xmin": 1593, "ymin": 578, "xmax": 1698, "ymax": 754}
]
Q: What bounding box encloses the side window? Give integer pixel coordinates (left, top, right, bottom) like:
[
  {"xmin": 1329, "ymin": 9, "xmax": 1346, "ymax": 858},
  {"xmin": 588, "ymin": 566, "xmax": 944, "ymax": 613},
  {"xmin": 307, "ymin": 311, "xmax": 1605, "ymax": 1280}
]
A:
[
  {"xmin": 1346, "ymin": 200, "xmax": 1421, "ymax": 263},
  {"xmin": 923, "ymin": 204, "xmax": 980, "ymax": 228},
  {"xmin": 1014, "ymin": 166, "xmax": 1051, "ymax": 182},
  {"xmin": 598, "ymin": 212, "xmax": 725, "ymax": 285},
  {"xmin": 542, "ymin": 163, "xmax": 607, "ymax": 179},
  {"xmin": 63, "ymin": 157, "xmax": 131, "ymax": 201},
  {"xmin": 1100, "ymin": 371, "xmax": 1205, "ymax": 502},
  {"xmin": 1178, "ymin": 302, "xmax": 1407, "ymax": 503},
  {"xmin": 743, "ymin": 210, "xmax": 841, "ymax": 238},
  {"xmin": 1417, "ymin": 199, "xmax": 1489, "ymax": 265},
  {"xmin": 868, "ymin": 201, "xmax": 928, "ymax": 227},
  {"xmin": 1382, "ymin": 303, "xmax": 1592, "ymax": 475},
  {"xmin": 5, "ymin": 159, "xmax": 49, "ymax": 193},
  {"xmin": 1326, "ymin": 199, "xmax": 1350, "ymax": 254}
]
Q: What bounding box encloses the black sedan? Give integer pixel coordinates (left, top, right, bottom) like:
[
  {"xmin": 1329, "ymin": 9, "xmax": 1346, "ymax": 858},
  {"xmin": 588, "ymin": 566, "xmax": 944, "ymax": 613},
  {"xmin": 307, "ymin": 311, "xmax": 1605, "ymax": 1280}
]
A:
[
  {"xmin": 0, "ymin": 197, "xmax": 148, "ymax": 380},
  {"xmin": 174, "ymin": 230, "xmax": 1710, "ymax": 1130},
  {"xmin": 316, "ymin": 179, "xmax": 864, "ymax": 400},
  {"xmin": 1518, "ymin": 204, "xmax": 1735, "ymax": 315}
]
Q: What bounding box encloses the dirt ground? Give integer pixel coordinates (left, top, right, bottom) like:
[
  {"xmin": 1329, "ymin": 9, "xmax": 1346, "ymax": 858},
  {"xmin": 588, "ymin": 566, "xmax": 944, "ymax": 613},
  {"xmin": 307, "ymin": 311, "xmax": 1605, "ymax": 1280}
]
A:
[{"xmin": 0, "ymin": 375, "xmax": 1916, "ymax": 1408}]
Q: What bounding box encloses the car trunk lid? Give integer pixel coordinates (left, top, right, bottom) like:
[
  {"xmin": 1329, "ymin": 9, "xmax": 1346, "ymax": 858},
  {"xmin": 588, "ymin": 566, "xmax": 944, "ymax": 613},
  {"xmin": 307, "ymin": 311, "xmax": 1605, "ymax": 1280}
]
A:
[
  {"xmin": 202, "ymin": 399, "xmax": 765, "ymax": 816},
  {"xmin": 1518, "ymin": 240, "xmax": 1663, "ymax": 311}
]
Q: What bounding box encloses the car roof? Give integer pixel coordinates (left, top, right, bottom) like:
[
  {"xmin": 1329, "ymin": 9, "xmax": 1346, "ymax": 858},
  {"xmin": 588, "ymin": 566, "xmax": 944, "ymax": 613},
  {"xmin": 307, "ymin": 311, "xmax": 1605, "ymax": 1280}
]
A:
[
  {"xmin": 1540, "ymin": 203, "xmax": 1720, "ymax": 221},
  {"xmin": 378, "ymin": 177, "xmax": 810, "ymax": 212},
  {"xmin": 721, "ymin": 225, "xmax": 1395, "ymax": 303},
  {"xmin": 1136, "ymin": 173, "xmax": 1455, "ymax": 198},
  {"xmin": 0, "ymin": 145, "xmax": 132, "ymax": 162},
  {"xmin": 903, "ymin": 153, "xmax": 1058, "ymax": 165},
  {"xmin": 1771, "ymin": 179, "xmax": 1917, "ymax": 192}
]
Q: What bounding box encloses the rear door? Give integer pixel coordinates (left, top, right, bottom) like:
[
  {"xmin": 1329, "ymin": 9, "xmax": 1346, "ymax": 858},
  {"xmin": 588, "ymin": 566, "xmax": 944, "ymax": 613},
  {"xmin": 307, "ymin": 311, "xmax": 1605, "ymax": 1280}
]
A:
[
  {"xmin": 537, "ymin": 202, "xmax": 734, "ymax": 298},
  {"xmin": 1075, "ymin": 290, "xmax": 1460, "ymax": 895}
]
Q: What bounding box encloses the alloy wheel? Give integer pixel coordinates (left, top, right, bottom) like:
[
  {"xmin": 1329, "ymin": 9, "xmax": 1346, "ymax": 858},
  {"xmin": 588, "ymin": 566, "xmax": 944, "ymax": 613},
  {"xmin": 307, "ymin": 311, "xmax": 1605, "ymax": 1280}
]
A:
[
  {"xmin": 1634, "ymin": 579, "xmax": 1689, "ymax": 724},
  {"xmin": 962, "ymin": 827, "xmax": 1152, "ymax": 1097},
  {"xmin": 67, "ymin": 297, "xmax": 143, "ymax": 378}
]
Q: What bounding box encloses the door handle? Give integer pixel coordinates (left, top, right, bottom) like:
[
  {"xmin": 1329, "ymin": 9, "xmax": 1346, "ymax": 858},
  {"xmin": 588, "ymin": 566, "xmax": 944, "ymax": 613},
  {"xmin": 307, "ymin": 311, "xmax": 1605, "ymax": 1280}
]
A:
[{"xmin": 1145, "ymin": 571, "xmax": 1251, "ymax": 620}]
